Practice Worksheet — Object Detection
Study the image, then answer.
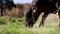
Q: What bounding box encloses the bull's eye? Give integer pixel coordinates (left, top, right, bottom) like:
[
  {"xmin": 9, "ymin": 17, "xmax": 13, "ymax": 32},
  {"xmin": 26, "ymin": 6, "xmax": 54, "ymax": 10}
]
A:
[{"xmin": 33, "ymin": 9, "xmax": 36, "ymax": 13}]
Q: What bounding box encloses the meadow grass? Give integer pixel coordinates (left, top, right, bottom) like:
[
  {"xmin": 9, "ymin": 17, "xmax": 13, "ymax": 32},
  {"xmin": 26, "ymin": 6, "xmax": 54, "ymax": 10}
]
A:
[{"xmin": 0, "ymin": 13, "xmax": 60, "ymax": 34}]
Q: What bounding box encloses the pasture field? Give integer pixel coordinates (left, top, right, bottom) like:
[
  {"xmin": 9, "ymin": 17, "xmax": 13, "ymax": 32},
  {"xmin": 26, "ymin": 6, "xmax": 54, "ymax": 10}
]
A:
[{"xmin": 0, "ymin": 13, "xmax": 60, "ymax": 34}]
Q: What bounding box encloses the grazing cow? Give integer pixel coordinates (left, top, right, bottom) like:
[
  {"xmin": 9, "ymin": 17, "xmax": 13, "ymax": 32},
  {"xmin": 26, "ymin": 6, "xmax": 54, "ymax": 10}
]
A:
[{"xmin": 25, "ymin": 0, "xmax": 59, "ymax": 28}]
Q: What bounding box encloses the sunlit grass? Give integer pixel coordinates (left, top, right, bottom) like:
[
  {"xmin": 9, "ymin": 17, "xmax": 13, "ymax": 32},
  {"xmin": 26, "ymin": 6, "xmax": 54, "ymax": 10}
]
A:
[{"xmin": 0, "ymin": 13, "xmax": 60, "ymax": 34}]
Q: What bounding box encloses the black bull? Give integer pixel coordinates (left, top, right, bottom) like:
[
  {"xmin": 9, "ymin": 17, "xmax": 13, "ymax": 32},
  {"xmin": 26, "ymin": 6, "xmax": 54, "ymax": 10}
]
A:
[{"xmin": 25, "ymin": 0, "xmax": 60, "ymax": 28}]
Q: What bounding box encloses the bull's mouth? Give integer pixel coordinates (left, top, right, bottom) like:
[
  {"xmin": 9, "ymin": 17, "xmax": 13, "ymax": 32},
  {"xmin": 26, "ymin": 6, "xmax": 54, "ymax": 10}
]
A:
[
  {"xmin": 33, "ymin": 9, "xmax": 36, "ymax": 13},
  {"xmin": 33, "ymin": 7, "xmax": 37, "ymax": 13}
]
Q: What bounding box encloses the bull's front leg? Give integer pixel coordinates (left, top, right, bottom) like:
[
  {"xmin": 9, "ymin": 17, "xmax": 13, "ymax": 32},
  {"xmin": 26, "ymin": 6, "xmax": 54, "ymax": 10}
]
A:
[
  {"xmin": 39, "ymin": 13, "xmax": 49, "ymax": 27},
  {"xmin": 58, "ymin": 9, "xmax": 60, "ymax": 27}
]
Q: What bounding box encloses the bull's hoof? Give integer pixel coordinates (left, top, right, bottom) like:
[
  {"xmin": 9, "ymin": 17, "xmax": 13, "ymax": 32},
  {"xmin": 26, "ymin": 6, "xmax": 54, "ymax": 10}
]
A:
[
  {"xmin": 39, "ymin": 22, "xmax": 44, "ymax": 27},
  {"xmin": 25, "ymin": 24, "xmax": 33, "ymax": 28},
  {"xmin": 25, "ymin": 25, "xmax": 30, "ymax": 28},
  {"xmin": 59, "ymin": 24, "xmax": 60, "ymax": 27},
  {"xmin": 39, "ymin": 24, "xmax": 44, "ymax": 28}
]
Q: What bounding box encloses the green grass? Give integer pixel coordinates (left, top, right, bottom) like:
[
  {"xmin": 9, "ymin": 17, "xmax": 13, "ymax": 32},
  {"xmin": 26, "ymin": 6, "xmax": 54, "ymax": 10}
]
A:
[{"xmin": 0, "ymin": 13, "xmax": 60, "ymax": 34}]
